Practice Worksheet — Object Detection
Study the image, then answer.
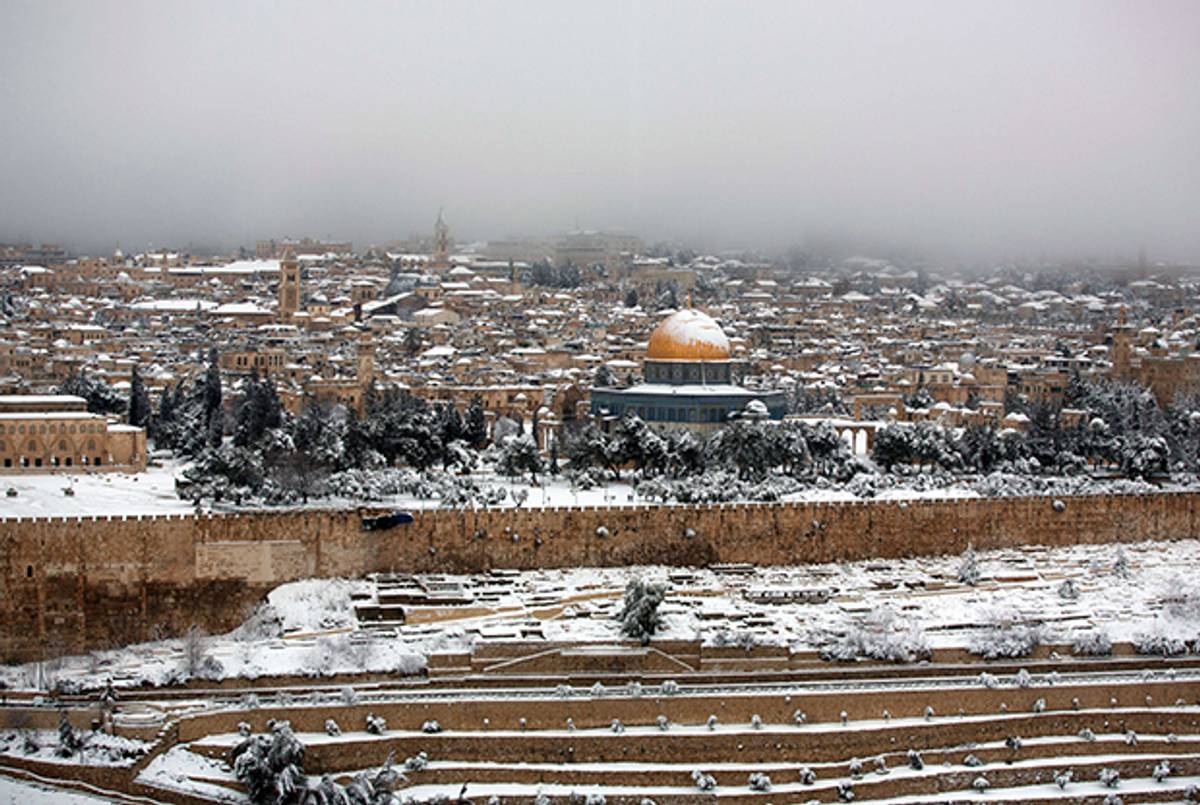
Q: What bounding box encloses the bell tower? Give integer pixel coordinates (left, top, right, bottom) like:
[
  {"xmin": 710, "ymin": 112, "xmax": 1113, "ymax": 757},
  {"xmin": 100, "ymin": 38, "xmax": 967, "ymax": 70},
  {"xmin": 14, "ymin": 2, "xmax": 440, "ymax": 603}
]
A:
[
  {"xmin": 278, "ymin": 246, "xmax": 301, "ymax": 320},
  {"xmin": 432, "ymin": 208, "xmax": 451, "ymax": 270}
]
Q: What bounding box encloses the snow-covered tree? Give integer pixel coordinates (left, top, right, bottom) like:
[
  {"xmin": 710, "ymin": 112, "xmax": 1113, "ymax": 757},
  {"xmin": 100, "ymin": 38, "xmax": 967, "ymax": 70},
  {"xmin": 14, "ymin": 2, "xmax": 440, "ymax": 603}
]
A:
[
  {"xmin": 498, "ymin": 433, "xmax": 543, "ymax": 484},
  {"xmin": 128, "ymin": 364, "xmax": 150, "ymax": 428},
  {"xmin": 616, "ymin": 577, "xmax": 666, "ymax": 644},
  {"xmin": 58, "ymin": 371, "xmax": 126, "ymax": 416},
  {"xmin": 56, "ymin": 710, "xmax": 82, "ymax": 757},
  {"xmin": 230, "ymin": 721, "xmax": 305, "ymax": 805},
  {"xmin": 957, "ymin": 545, "xmax": 981, "ymax": 586},
  {"xmin": 464, "ymin": 394, "xmax": 488, "ymax": 448}
]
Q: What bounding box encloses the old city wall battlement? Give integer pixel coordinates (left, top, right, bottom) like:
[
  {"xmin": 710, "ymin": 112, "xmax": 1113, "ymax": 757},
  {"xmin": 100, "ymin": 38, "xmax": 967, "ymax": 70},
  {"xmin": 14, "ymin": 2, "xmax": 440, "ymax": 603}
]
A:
[{"xmin": 0, "ymin": 492, "xmax": 1196, "ymax": 661}]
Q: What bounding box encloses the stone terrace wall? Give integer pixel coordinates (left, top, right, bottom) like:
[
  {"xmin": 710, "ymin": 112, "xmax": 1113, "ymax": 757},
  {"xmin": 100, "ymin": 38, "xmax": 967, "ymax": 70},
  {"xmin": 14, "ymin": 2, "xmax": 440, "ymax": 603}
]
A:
[{"xmin": 0, "ymin": 492, "xmax": 1196, "ymax": 661}]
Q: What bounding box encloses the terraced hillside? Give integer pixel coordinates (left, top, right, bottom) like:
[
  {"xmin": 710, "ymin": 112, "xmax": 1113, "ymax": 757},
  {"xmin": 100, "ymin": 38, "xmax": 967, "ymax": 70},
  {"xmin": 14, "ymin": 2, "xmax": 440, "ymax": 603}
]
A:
[{"xmin": 125, "ymin": 646, "xmax": 1200, "ymax": 804}]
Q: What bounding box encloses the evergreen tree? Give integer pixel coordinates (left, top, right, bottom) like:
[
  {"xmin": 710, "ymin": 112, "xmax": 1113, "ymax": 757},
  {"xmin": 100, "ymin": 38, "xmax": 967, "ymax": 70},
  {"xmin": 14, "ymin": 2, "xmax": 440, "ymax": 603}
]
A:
[
  {"xmin": 624, "ymin": 287, "xmax": 639, "ymax": 308},
  {"xmin": 128, "ymin": 364, "xmax": 150, "ymax": 427},
  {"xmin": 593, "ymin": 364, "xmax": 616, "ymax": 388},
  {"xmin": 464, "ymin": 394, "xmax": 487, "ymax": 447},
  {"xmin": 499, "ymin": 433, "xmax": 543, "ymax": 484},
  {"xmin": 958, "ymin": 545, "xmax": 981, "ymax": 586},
  {"xmin": 206, "ymin": 406, "xmax": 225, "ymax": 449},
  {"xmin": 872, "ymin": 424, "xmax": 914, "ymax": 471},
  {"xmin": 58, "ymin": 371, "xmax": 126, "ymax": 415},
  {"xmin": 233, "ymin": 369, "xmax": 269, "ymax": 448},
  {"xmin": 202, "ymin": 348, "xmax": 222, "ymax": 428},
  {"xmin": 57, "ymin": 710, "xmax": 82, "ymax": 757},
  {"xmin": 404, "ymin": 326, "xmax": 422, "ymax": 356},
  {"xmin": 150, "ymin": 383, "xmax": 179, "ymax": 447},
  {"xmin": 436, "ymin": 403, "xmax": 464, "ymax": 447}
]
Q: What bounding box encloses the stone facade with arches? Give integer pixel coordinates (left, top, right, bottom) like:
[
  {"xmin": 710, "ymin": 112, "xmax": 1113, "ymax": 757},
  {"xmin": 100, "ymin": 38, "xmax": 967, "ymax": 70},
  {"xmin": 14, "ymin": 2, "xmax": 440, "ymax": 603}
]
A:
[{"xmin": 0, "ymin": 395, "xmax": 146, "ymax": 474}]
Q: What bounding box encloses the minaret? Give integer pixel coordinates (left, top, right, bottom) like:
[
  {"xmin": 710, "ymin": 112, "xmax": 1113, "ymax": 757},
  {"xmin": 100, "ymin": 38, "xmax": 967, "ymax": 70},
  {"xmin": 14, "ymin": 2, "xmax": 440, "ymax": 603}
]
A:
[
  {"xmin": 432, "ymin": 209, "xmax": 451, "ymax": 270},
  {"xmin": 1110, "ymin": 306, "xmax": 1134, "ymax": 380},
  {"xmin": 356, "ymin": 332, "xmax": 375, "ymax": 388},
  {"xmin": 278, "ymin": 246, "xmax": 301, "ymax": 320}
]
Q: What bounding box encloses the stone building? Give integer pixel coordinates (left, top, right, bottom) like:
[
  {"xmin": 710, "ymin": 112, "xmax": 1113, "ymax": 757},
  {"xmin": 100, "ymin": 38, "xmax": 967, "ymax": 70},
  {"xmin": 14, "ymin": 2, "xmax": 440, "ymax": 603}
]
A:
[
  {"xmin": 0, "ymin": 395, "xmax": 146, "ymax": 473},
  {"xmin": 589, "ymin": 308, "xmax": 786, "ymax": 432}
]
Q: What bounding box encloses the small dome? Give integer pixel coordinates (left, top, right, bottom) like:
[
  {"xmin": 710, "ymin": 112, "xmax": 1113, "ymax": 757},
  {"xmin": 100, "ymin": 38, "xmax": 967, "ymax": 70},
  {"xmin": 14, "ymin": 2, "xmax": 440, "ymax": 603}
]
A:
[{"xmin": 646, "ymin": 309, "xmax": 731, "ymax": 361}]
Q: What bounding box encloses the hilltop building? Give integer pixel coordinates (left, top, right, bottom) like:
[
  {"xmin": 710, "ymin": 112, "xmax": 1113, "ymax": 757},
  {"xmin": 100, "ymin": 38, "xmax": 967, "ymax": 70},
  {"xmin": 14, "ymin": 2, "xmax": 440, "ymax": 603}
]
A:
[{"xmin": 589, "ymin": 308, "xmax": 786, "ymax": 432}]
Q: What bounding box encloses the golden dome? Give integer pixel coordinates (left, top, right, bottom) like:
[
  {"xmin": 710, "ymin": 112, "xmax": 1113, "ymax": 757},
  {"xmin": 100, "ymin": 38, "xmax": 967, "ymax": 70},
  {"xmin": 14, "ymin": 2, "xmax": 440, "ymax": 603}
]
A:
[{"xmin": 645, "ymin": 308, "xmax": 731, "ymax": 361}]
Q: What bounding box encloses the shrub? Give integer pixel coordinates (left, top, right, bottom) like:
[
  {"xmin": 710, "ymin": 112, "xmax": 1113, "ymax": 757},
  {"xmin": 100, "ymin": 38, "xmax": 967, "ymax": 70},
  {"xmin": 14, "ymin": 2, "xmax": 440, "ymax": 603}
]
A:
[
  {"xmin": 1099, "ymin": 767, "xmax": 1120, "ymax": 788},
  {"xmin": 1073, "ymin": 629, "xmax": 1113, "ymax": 656},
  {"xmin": 365, "ymin": 713, "xmax": 386, "ymax": 735},
  {"xmin": 691, "ymin": 770, "xmax": 716, "ymax": 791},
  {"xmin": 969, "ymin": 623, "xmax": 1047, "ymax": 659},
  {"xmin": 748, "ymin": 773, "xmax": 771, "ymax": 791},
  {"xmin": 324, "ymin": 719, "xmax": 340, "ymax": 737},
  {"xmin": 230, "ymin": 721, "xmax": 305, "ymax": 805},
  {"xmin": 957, "ymin": 546, "xmax": 981, "ymax": 586},
  {"xmin": 1133, "ymin": 625, "xmax": 1189, "ymax": 657},
  {"xmin": 616, "ymin": 577, "xmax": 666, "ymax": 644}
]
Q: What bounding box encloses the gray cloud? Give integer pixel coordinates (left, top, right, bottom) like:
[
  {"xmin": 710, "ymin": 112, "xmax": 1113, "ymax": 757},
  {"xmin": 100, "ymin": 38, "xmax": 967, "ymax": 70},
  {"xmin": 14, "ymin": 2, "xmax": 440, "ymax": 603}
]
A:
[{"xmin": 1, "ymin": 0, "xmax": 1198, "ymax": 261}]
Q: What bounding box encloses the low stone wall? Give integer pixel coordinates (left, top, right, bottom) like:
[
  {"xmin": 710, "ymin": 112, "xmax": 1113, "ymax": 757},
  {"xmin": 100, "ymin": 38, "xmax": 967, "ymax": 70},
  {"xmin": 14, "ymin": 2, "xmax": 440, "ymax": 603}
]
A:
[{"xmin": 0, "ymin": 492, "xmax": 1197, "ymax": 661}]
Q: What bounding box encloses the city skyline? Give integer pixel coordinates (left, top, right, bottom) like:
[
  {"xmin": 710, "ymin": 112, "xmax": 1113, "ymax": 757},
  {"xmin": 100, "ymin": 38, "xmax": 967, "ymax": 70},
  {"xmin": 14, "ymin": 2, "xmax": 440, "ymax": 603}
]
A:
[{"xmin": 1, "ymin": 0, "xmax": 1199, "ymax": 261}]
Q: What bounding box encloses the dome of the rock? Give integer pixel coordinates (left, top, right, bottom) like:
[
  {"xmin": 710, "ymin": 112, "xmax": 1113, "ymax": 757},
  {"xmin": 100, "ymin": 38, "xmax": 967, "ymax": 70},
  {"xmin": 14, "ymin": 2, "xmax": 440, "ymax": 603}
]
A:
[{"xmin": 645, "ymin": 309, "xmax": 731, "ymax": 361}]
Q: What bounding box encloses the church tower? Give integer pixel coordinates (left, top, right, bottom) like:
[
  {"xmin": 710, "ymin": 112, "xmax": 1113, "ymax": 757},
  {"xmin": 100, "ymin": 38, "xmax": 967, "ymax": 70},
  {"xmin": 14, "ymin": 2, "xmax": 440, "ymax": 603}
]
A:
[
  {"xmin": 356, "ymin": 332, "xmax": 375, "ymax": 388},
  {"xmin": 432, "ymin": 209, "xmax": 451, "ymax": 270},
  {"xmin": 278, "ymin": 247, "xmax": 301, "ymax": 320}
]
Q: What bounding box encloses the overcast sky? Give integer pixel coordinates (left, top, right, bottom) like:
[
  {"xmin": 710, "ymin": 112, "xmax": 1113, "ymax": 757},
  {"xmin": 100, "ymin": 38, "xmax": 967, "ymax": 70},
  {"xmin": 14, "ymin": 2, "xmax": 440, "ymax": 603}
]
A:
[{"xmin": 1, "ymin": 0, "xmax": 1198, "ymax": 262}]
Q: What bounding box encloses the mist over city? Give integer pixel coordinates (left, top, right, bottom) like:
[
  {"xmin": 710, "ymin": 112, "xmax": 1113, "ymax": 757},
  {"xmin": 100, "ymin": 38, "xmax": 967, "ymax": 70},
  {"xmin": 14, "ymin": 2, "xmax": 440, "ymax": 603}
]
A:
[
  {"xmin": 2, "ymin": 0, "xmax": 1199, "ymax": 263},
  {"xmin": 6, "ymin": 4, "xmax": 1200, "ymax": 805}
]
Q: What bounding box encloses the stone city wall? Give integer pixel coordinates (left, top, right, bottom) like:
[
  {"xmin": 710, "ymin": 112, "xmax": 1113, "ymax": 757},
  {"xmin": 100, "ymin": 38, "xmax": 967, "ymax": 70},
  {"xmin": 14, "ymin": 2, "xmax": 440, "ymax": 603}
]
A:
[{"xmin": 0, "ymin": 492, "xmax": 1196, "ymax": 661}]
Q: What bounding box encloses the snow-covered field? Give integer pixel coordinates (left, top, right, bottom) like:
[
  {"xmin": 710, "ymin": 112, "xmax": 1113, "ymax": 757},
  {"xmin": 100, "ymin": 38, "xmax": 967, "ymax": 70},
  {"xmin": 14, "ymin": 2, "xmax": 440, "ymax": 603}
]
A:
[
  {"xmin": 0, "ymin": 729, "xmax": 149, "ymax": 767},
  {"xmin": 0, "ymin": 462, "xmax": 193, "ymax": 518},
  {"xmin": 4, "ymin": 460, "xmax": 1183, "ymax": 519},
  {"xmin": 3, "ymin": 540, "xmax": 1198, "ymax": 694},
  {"xmin": 0, "ymin": 774, "xmax": 117, "ymax": 804}
]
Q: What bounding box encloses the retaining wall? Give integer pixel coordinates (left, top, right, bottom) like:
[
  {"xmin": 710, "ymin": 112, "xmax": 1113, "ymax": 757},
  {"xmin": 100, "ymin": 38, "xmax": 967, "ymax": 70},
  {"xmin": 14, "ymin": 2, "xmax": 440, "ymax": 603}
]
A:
[{"xmin": 0, "ymin": 492, "xmax": 1196, "ymax": 661}]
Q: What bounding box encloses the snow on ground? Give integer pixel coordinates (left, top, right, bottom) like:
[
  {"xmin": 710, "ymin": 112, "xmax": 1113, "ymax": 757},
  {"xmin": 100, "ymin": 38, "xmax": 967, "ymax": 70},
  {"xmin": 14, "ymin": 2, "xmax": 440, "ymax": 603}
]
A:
[
  {"xmin": 1, "ymin": 540, "xmax": 1197, "ymax": 694},
  {"xmin": 0, "ymin": 773, "xmax": 119, "ymax": 804},
  {"xmin": 0, "ymin": 461, "xmax": 193, "ymax": 518},
  {"xmin": 0, "ymin": 729, "xmax": 150, "ymax": 767},
  {"xmin": 136, "ymin": 744, "xmax": 240, "ymax": 802},
  {"xmin": 9, "ymin": 460, "xmax": 1184, "ymax": 519}
]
